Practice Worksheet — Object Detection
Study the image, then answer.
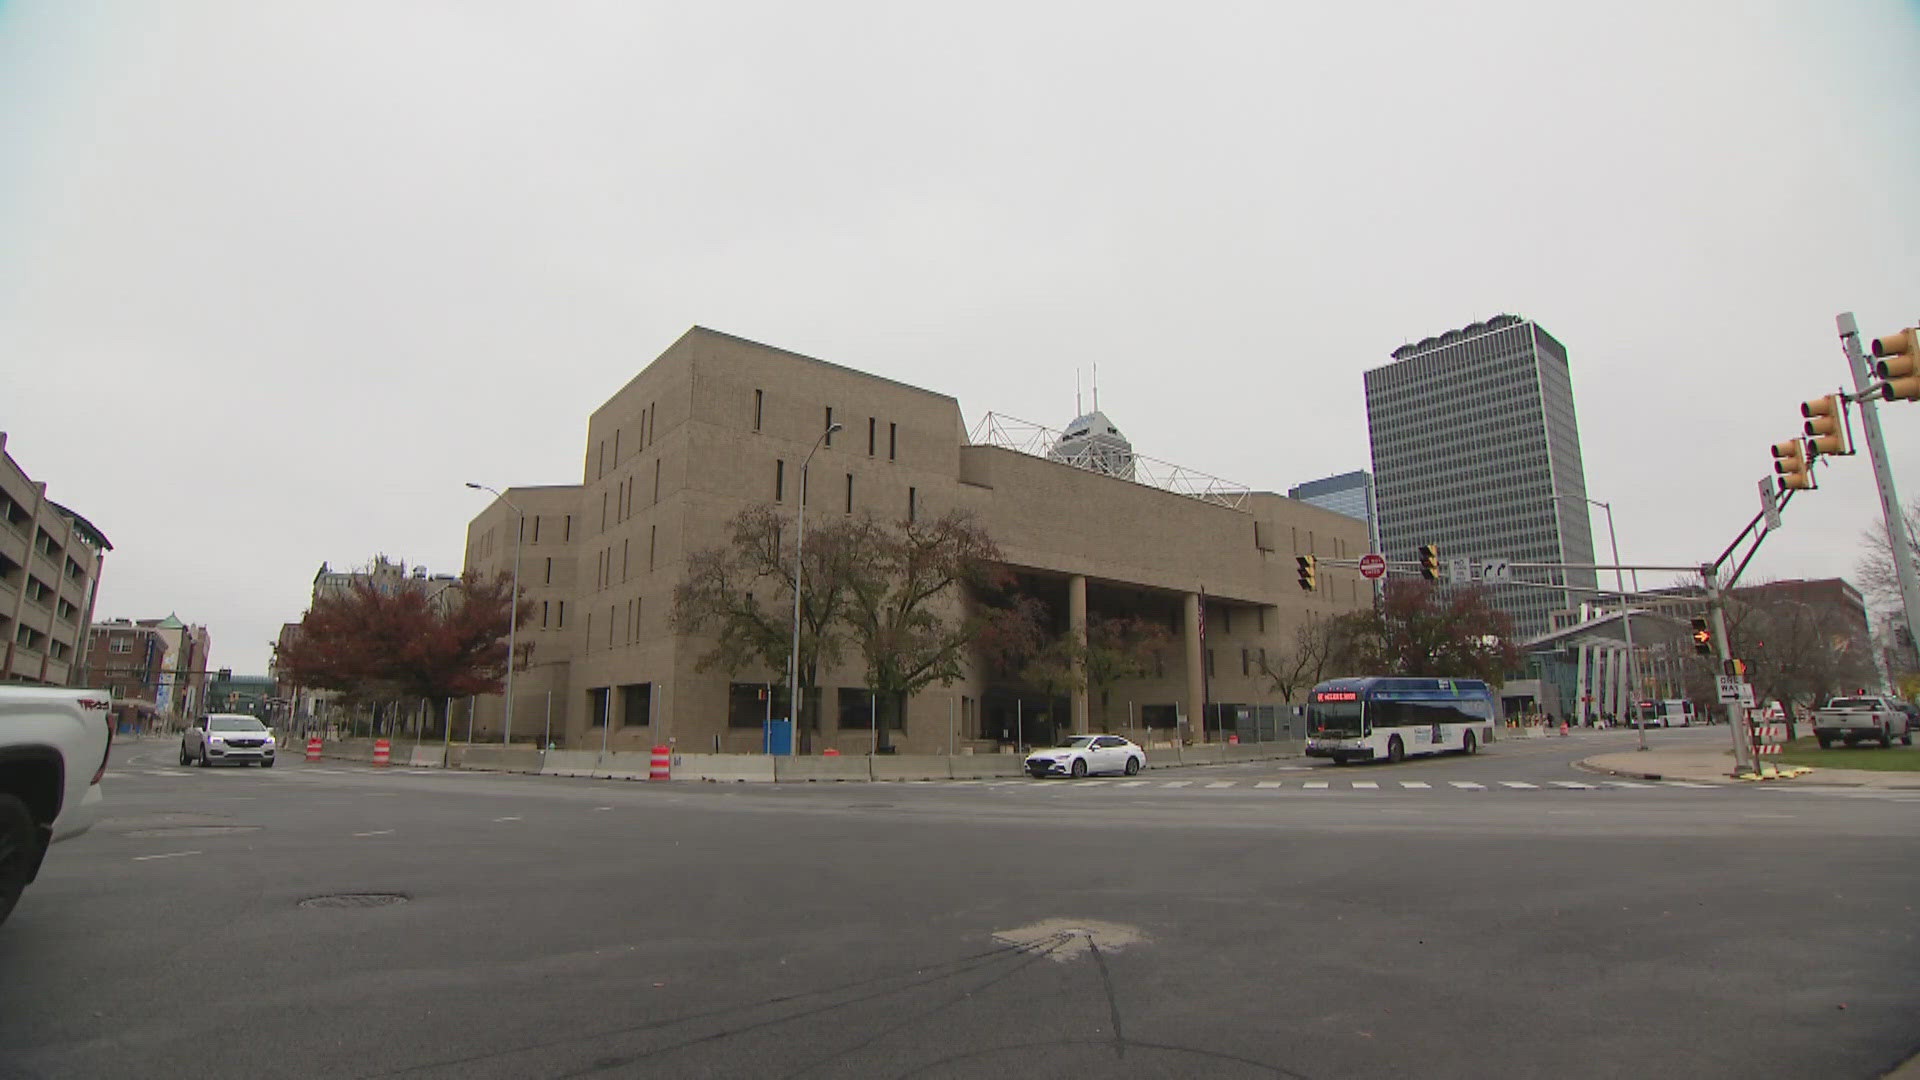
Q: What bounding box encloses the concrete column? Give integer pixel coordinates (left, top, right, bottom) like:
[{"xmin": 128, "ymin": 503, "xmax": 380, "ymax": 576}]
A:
[
  {"xmin": 1601, "ymin": 648, "xmax": 1620, "ymax": 723},
  {"xmin": 1573, "ymin": 642, "xmax": 1589, "ymax": 724},
  {"xmin": 1183, "ymin": 592, "xmax": 1205, "ymax": 743},
  {"xmin": 1069, "ymin": 575, "xmax": 1089, "ymax": 734}
]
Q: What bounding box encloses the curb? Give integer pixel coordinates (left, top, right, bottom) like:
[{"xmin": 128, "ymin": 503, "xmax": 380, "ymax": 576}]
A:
[{"xmin": 1572, "ymin": 758, "xmax": 1671, "ymax": 783}]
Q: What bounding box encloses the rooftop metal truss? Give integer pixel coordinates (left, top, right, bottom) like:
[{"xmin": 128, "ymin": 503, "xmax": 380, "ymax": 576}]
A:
[{"xmin": 966, "ymin": 412, "xmax": 1252, "ymax": 511}]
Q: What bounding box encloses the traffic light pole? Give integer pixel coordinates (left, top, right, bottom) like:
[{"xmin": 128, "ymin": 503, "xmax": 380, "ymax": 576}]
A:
[
  {"xmin": 1838, "ymin": 313, "xmax": 1920, "ymax": 659},
  {"xmin": 1701, "ymin": 565, "xmax": 1755, "ymax": 776}
]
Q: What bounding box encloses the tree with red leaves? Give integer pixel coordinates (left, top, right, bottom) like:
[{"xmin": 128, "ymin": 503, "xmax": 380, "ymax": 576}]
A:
[
  {"xmin": 275, "ymin": 568, "xmax": 531, "ymax": 737},
  {"xmin": 1330, "ymin": 579, "xmax": 1519, "ymax": 685}
]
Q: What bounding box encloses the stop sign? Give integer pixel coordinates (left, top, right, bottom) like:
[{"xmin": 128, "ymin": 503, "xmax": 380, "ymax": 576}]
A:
[{"xmin": 1359, "ymin": 553, "xmax": 1387, "ymax": 580}]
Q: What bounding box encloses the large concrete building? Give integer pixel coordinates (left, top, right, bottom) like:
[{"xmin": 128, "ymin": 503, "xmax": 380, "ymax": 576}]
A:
[
  {"xmin": 1, "ymin": 431, "xmax": 111, "ymax": 686},
  {"xmin": 462, "ymin": 328, "xmax": 1371, "ymax": 754},
  {"xmin": 1364, "ymin": 315, "xmax": 1599, "ymax": 638}
]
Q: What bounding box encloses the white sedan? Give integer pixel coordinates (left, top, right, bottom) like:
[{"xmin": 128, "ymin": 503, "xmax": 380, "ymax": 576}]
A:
[{"xmin": 1025, "ymin": 734, "xmax": 1145, "ymax": 779}]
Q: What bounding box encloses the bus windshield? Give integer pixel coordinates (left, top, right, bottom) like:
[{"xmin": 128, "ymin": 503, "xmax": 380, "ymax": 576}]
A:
[{"xmin": 1307, "ymin": 700, "xmax": 1363, "ymax": 737}]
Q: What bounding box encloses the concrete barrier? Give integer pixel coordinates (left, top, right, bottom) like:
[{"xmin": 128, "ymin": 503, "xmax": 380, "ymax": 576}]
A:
[
  {"xmin": 540, "ymin": 750, "xmax": 601, "ymax": 777},
  {"xmin": 453, "ymin": 746, "xmax": 545, "ymax": 774},
  {"xmin": 408, "ymin": 747, "xmax": 442, "ymax": 768},
  {"xmin": 950, "ymin": 756, "xmax": 1025, "ymax": 779},
  {"xmin": 774, "ymin": 756, "xmax": 873, "ymax": 783},
  {"xmin": 674, "ymin": 753, "xmax": 777, "ymax": 783},
  {"xmin": 870, "ymin": 755, "xmax": 951, "ymax": 782}
]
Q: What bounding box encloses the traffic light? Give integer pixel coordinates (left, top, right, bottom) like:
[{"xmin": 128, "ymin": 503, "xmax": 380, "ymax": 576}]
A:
[
  {"xmin": 1771, "ymin": 439, "xmax": 1811, "ymax": 491},
  {"xmin": 1872, "ymin": 328, "xmax": 1919, "ymax": 402},
  {"xmin": 1690, "ymin": 617, "xmax": 1713, "ymax": 656},
  {"xmin": 1295, "ymin": 555, "xmax": 1317, "ymax": 592},
  {"xmin": 1723, "ymin": 658, "xmax": 1747, "ymax": 677},
  {"xmin": 1417, "ymin": 544, "xmax": 1439, "ymax": 581},
  {"xmin": 1801, "ymin": 395, "xmax": 1850, "ymax": 456}
]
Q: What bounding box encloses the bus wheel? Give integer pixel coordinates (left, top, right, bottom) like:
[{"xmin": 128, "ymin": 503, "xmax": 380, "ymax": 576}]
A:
[
  {"xmin": 1387, "ymin": 737, "xmax": 1404, "ymax": 764},
  {"xmin": 1462, "ymin": 731, "xmax": 1477, "ymax": 756}
]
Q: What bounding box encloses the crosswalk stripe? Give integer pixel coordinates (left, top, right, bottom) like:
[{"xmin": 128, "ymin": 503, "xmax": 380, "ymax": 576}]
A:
[
  {"xmin": 1255, "ymin": 781, "xmax": 1284, "ymax": 789},
  {"xmin": 1551, "ymin": 781, "xmax": 1595, "ymax": 789},
  {"xmin": 1662, "ymin": 781, "xmax": 1716, "ymax": 789},
  {"xmin": 1162, "ymin": 781, "xmax": 1193, "ymax": 788},
  {"xmin": 1499, "ymin": 781, "xmax": 1537, "ymax": 789},
  {"xmin": 1351, "ymin": 781, "xmax": 1379, "ymax": 790},
  {"xmin": 1603, "ymin": 781, "xmax": 1651, "ymax": 788},
  {"xmin": 1205, "ymin": 781, "xmax": 1236, "ymax": 789},
  {"xmin": 1116, "ymin": 780, "xmax": 1151, "ymax": 788},
  {"xmin": 147, "ymin": 770, "xmax": 188, "ymax": 777},
  {"xmin": 102, "ymin": 771, "xmax": 132, "ymax": 780},
  {"xmin": 1400, "ymin": 781, "xmax": 1431, "ymax": 789},
  {"xmin": 1450, "ymin": 782, "xmax": 1485, "ymax": 789},
  {"xmin": 1304, "ymin": 781, "xmax": 1329, "ymax": 789}
]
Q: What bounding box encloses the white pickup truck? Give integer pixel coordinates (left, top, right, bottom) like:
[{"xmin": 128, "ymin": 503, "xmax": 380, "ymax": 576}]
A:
[
  {"xmin": 1810, "ymin": 695, "xmax": 1914, "ymax": 749},
  {"xmin": 0, "ymin": 687, "xmax": 112, "ymax": 927}
]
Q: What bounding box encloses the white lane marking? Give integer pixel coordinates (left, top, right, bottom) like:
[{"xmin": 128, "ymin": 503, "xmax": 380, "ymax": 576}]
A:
[
  {"xmin": 1449, "ymin": 781, "xmax": 1486, "ymax": 790},
  {"xmin": 594, "ymin": 806, "xmax": 613, "ymax": 811},
  {"xmin": 949, "ymin": 780, "xmax": 980, "ymax": 785},
  {"xmin": 1662, "ymin": 781, "xmax": 1717, "ymax": 789},
  {"xmin": 1205, "ymin": 781, "xmax": 1237, "ymax": 789},
  {"xmin": 1499, "ymin": 781, "xmax": 1538, "ymax": 789},
  {"xmin": 492, "ymin": 816, "xmax": 523, "ymax": 822},
  {"xmin": 1399, "ymin": 781, "xmax": 1431, "ymax": 789},
  {"xmin": 1273, "ymin": 765, "xmax": 1312, "ymax": 771},
  {"xmin": 1255, "ymin": 781, "xmax": 1284, "ymax": 789},
  {"xmin": 1116, "ymin": 780, "xmax": 1151, "ymax": 788},
  {"xmin": 352, "ymin": 829, "xmax": 394, "ymax": 837},
  {"xmin": 147, "ymin": 770, "xmax": 188, "ymax": 777},
  {"xmin": 1161, "ymin": 781, "xmax": 1193, "ymax": 788},
  {"xmin": 1351, "ymin": 781, "xmax": 1379, "ymax": 790},
  {"xmin": 134, "ymin": 850, "xmax": 202, "ymax": 861},
  {"xmin": 1551, "ymin": 781, "xmax": 1595, "ymax": 789},
  {"xmin": 1304, "ymin": 781, "xmax": 1329, "ymax": 790},
  {"xmin": 304, "ymin": 769, "xmax": 346, "ymax": 775},
  {"xmin": 102, "ymin": 771, "xmax": 132, "ymax": 780},
  {"xmin": 1603, "ymin": 781, "xmax": 1652, "ymax": 789}
]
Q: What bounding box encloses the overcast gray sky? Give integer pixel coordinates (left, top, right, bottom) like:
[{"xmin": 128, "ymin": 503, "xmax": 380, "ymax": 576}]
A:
[{"xmin": 4, "ymin": 1, "xmax": 1918, "ymax": 674}]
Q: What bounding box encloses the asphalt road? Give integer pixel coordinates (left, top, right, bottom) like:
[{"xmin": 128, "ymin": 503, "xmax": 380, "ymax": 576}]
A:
[{"xmin": 2, "ymin": 731, "xmax": 1916, "ymax": 1080}]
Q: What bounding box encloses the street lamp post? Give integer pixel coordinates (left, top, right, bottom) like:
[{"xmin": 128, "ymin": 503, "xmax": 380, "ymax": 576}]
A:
[
  {"xmin": 1558, "ymin": 493, "xmax": 1646, "ymax": 751},
  {"xmin": 466, "ymin": 483, "xmax": 523, "ymax": 749},
  {"xmin": 788, "ymin": 423, "xmax": 842, "ymax": 755}
]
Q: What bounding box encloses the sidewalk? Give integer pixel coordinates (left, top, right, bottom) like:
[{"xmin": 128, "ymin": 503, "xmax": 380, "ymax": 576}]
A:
[{"xmin": 1579, "ymin": 744, "xmax": 1920, "ymax": 788}]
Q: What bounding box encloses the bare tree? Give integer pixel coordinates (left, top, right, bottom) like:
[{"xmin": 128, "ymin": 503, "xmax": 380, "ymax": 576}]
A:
[{"xmin": 1853, "ymin": 498, "xmax": 1920, "ymax": 608}]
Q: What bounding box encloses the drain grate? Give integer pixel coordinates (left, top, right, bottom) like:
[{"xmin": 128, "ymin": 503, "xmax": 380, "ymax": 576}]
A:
[{"xmin": 299, "ymin": 893, "xmax": 409, "ymax": 910}]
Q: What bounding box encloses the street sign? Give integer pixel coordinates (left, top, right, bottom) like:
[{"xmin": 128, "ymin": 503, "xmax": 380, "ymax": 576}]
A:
[
  {"xmin": 1716, "ymin": 676, "xmax": 1744, "ymax": 704},
  {"xmin": 1737, "ymin": 683, "xmax": 1755, "ymax": 708},
  {"xmin": 1446, "ymin": 558, "xmax": 1472, "ymax": 584},
  {"xmin": 1481, "ymin": 559, "xmax": 1512, "ymax": 583},
  {"xmin": 1359, "ymin": 553, "xmax": 1387, "ymax": 580},
  {"xmin": 1758, "ymin": 476, "xmax": 1782, "ymax": 531}
]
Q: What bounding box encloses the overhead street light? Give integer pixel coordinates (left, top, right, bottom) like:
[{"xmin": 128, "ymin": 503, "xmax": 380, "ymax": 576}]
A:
[
  {"xmin": 1556, "ymin": 493, "xmax": 1647, "ymax": 752},
  {"xmin": 788, "ymin": 423, "xmax": 843, "ymax": 755},
  {"xmin": 466, "ymin": 482, "xmax": 523, "ymax": 750}
]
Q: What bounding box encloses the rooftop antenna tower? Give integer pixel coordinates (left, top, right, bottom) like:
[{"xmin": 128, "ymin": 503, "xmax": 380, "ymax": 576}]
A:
[{"xmin": 1092, "ymin": 362, "xmax": 1099, "ymax": 412}]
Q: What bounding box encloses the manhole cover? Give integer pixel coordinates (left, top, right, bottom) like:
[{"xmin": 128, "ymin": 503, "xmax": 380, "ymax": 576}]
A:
[
  {"xmin": 123, "ymin": 825, "xmax": 261, "ymax": 838},
  {"xmin": 299, "ymin": 893, "xmax": 409, "ymax": 910}
]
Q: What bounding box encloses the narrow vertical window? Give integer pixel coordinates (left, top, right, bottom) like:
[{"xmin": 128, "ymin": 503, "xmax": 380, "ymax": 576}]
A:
[
  {"xmin": 1241, "ymin": 648, "xmax": 1250, "ymax": 676},
  {"xmin": 542, "ymin": 601, "xmax": 549, "ymax": 628},
  {"xmin": 908, "ymin": 487, "xmax": 917, "ymax": 523},
  {"xmin": 609, "ymin": 605, "xmax": 615, "ymax": 647},
  {"xmin": 754, "ymin": 389, "xmax": 763, "ymax": 431},
  {"xmin": 824, "ymin": 406, "xmax": 835, "ymax": 446},
  {"xmin": 532, "ymin": 516, "xmax": 540, "ymax": 543},
  {"xmin": 653, "ymin": 459, "xmax": 661, "ymax": 505},
  {"xmin": 888, "ymin": 423, "xmax": 897, "ymax": 460},
  {"xmin": 558, "ymin": 600, "xmax": 565, "ymax": 627},
  {"xmin": 1223, "ymin": 608, "xmax": 1232, "ymax": 635},
  {"xmin": 649, "ymin": 525, "xmax": 657, "ymax": 571},
  {"xmin": 586, "ymin": 612, "xmax": 592, "ymax": 650},
  {"xmin": 564, "ymin": 515, "xmax": 572, "ymax": 542},
  {"xmin": 614, "ymin": 429, "xmax": 620, "ymax": 464},
  {"xmin": 775, "ymin": 459, "xmax": 786, "ymax": 501},
  {"xmin": 649, "ymin": 403, "xmax": 657, "ymax": 447},
  {"xmin": 623, "ymin": 538, "xmax": 630, "ymax": 582},
  {"xmin": 545, "ymin": 557, "xmax": 553, "ymax": 585},
  {"xmin": 597, "ymin": 441, "xmax": 605, "ymax": 479},
  {"xmin": 845, "ymin": 473, "xmax": 853, "ymax": 513},
  {"xmin": 1257, "ymin": 607, "xmax": 1265, "ymax": 633},
  {"xmin": 868, "ymin": 418, "xmax": 876, "ymax": 456},
  {"xmin": 601, "ymin": 492, "xmax": 608, "ymax": 530}
]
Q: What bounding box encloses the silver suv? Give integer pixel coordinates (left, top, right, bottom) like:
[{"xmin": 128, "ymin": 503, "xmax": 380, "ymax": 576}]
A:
[{"xmin": 181, "ymin": 714, "xmax": 277, "ymax": 767}]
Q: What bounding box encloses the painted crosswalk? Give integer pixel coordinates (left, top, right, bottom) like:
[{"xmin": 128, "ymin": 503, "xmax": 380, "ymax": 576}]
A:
[{"xmin": 978, "ymin": 776, "xmax": 1728, "ymax": 794}]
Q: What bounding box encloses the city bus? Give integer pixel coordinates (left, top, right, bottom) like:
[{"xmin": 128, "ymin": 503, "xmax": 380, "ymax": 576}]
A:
[{"xmin": 1303, "ymin": 677, "xmax": 1499, "ymax": 764}]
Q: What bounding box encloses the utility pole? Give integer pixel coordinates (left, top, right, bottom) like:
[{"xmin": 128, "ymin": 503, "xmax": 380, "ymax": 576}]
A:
[
  {"xmin": 1838, "ymin": 313, "xmax": 1920, "ymax": 658},
  {"xmin": 1702, "ymin": 565, "xmax": 1754, "ymax": 775}
]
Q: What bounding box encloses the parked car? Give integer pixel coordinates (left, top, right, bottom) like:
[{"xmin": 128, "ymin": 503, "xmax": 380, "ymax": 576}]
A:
[
  {"xmin": 1025, "ymin": 734, "xmax": 1144, "ymax": 778},
  {"xmin": 181, "ymin": 714, "xmax": 277, "ymax": 767},
  {"xmin": 1809, "ymin": 696, "xmax": 1912, "ymax": 749},
  {"xmin": 0, "ymin": 687, "xmax": 112, "ymax": 927}
]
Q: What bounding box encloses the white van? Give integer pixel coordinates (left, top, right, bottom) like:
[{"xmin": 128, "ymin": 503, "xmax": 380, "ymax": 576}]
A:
[{"xmin": 1653, "ymin": 699, "xmax": 1694, "ymax": 727}]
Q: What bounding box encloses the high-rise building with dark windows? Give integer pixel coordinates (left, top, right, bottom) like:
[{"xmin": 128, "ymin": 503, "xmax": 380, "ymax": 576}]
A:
[{"xmin": 1363, "ymin": 315, "xmax": 1598, "ymax": 638}]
